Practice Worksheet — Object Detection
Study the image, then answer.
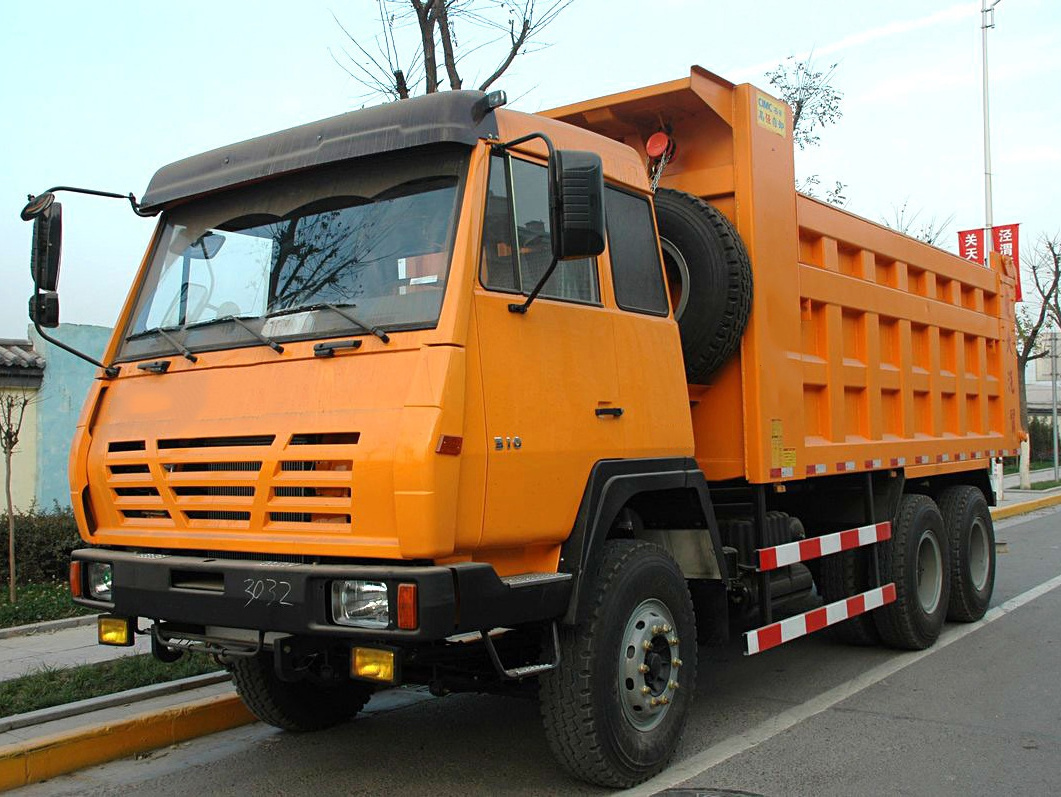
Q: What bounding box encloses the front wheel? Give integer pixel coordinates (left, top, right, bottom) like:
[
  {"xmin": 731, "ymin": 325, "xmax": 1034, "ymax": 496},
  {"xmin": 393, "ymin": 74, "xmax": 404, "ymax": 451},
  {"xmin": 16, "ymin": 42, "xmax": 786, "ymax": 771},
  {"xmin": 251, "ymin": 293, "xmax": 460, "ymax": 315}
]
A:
[
  {"xmin": 228, "ymin": 652, "xmax": 373, "ymax": 732},
  {"xmin": 539, "ymin": 540, "xmax": 697, "ymax": 788}
]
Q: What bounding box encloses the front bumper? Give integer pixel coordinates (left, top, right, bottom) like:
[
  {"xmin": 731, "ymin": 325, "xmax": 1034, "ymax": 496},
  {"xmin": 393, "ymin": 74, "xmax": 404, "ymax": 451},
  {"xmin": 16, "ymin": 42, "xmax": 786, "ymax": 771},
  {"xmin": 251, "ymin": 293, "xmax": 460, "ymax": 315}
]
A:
[{"xmin": 72, "ymin": 548, "xmax": 572, "ymax": 643}]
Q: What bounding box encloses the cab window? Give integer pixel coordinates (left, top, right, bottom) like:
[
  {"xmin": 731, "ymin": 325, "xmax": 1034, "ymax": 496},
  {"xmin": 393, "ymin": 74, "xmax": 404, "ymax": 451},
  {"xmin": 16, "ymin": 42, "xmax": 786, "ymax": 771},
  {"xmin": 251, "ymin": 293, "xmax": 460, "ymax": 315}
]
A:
[
  {"xmin": 605, "ymin": 187, "xmax": 669, "ymax": 316},
  {"xmin": 480, "ymin": 153, "xmax": 599, "ymax": 304}
]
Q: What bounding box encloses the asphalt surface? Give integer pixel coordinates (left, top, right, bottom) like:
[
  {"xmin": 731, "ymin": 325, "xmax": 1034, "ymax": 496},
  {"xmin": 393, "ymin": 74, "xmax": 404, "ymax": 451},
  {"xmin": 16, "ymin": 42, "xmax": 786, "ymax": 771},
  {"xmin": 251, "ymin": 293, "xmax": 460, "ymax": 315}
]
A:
[{"xmin": 18, "ymin": 506, "xmax": 1061, "ymax": 797}]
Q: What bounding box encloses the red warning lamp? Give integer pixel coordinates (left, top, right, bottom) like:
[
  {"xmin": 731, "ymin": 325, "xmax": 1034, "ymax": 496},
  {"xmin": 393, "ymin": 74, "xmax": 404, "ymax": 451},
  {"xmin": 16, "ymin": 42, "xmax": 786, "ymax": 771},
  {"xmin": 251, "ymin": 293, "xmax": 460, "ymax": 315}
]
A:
[{"xmin": 646, "ymin": 131, "xmax": 675, "ymax": 161}]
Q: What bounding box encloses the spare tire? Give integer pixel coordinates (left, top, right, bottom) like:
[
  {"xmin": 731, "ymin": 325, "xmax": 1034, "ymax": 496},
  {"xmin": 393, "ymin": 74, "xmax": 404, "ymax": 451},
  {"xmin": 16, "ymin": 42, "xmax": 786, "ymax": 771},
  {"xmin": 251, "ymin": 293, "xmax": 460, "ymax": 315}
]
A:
[{"xmin": 654, "ymin": 189, "xmax": 752, "ymax": 384}]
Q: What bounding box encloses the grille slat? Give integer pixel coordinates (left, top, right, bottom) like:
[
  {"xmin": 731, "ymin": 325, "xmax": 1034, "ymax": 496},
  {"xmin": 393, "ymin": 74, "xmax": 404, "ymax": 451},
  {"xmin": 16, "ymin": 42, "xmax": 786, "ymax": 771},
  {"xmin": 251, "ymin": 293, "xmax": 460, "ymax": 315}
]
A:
[{"xmin": 104, "ymin": 431, "xmax": 358, "ymax": 534}]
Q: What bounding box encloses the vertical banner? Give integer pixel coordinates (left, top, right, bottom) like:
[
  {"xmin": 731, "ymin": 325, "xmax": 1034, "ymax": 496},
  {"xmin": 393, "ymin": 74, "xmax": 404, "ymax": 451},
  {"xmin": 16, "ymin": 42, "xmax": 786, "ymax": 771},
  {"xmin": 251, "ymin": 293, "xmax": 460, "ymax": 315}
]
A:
[
  {"xmin": 958, "ymin": 228, "xmax": 984, "ymax": 263},
  {"xmin": 992, "ymin": 223, "xmax": 1022, "ymax": 301},
  {"xmin": 957, "ymin": 225, "xmax": 1022, "ymax": 301}
]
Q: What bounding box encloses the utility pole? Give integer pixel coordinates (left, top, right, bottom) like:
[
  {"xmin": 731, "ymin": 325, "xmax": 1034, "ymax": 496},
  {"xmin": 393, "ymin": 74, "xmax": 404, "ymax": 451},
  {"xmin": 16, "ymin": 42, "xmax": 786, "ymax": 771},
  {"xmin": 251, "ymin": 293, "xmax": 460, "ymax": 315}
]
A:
[
  {"xmin": 1053, "ymin": 333, "xmax": 1059, "ymax": 481},
  {"xmin": 982, "ymin": 0, "xmax": 1002, "ymax": 257},
  {"xmin": 983, "ymin": 0, "xmax": 1009, "ymax": 496}
]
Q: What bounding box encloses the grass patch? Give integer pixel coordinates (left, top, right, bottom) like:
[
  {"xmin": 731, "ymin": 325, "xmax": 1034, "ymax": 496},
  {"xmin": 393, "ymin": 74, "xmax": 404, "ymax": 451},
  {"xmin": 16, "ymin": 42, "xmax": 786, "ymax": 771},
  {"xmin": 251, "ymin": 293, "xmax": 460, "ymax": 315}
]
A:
[
  {"xmin": 0, "ymin": 652, "xmax": 222, "ymax": 717},
  {"xmin": 1030, "ymin": 479, "xmax": 1061, "ymax": 491},
  {"xmin": 0, "ymin": 581, "xmax": 95, "ymax": 629},
  {"xmin": 1004, "ymin": 460, "xmax": 1052, "ymax": 475}
]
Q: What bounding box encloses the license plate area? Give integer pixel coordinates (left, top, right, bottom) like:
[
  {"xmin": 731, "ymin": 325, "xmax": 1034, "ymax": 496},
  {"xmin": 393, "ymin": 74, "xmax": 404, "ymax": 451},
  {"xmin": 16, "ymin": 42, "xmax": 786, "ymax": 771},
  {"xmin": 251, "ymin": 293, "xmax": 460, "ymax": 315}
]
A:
[{"xmin": 223, "ymin": 564, "xmax": 307, "ymax": 609}]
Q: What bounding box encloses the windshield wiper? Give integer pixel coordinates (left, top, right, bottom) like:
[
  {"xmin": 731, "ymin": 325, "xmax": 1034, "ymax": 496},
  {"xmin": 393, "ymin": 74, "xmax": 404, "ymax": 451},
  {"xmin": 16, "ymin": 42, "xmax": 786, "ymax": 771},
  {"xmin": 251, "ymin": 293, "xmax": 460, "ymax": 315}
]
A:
[
  {"xmin": 267, "ymin": 302, "xmax": 390, "ymax": 344},
  {"xmin": 185, "ymin": 315, "xmax": 284, "ymax": 354},
  {"xmin": 152, "ymin": 326, "xmax": 197, "ymax": 363}
]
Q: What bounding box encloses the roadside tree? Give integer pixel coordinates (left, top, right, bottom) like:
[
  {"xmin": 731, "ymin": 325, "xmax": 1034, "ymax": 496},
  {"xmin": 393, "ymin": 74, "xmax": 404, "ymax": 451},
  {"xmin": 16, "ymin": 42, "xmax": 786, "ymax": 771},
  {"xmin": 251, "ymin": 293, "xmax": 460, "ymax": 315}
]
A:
[
  {"xmin": 1, "ymin": 390, "xmax": 34, "ymax": 603},
  {"xmin": 333, "ymin": 0, "xmax": 572, "ymax": 102}
]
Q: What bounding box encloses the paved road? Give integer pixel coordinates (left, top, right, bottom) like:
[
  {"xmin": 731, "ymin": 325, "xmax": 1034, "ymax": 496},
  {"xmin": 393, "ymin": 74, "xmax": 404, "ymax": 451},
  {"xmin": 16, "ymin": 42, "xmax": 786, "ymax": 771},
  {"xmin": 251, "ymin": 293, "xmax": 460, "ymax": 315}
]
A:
[{"xmin": 21, "ymin": 507, "xmax": 1061, "ymax": 796}]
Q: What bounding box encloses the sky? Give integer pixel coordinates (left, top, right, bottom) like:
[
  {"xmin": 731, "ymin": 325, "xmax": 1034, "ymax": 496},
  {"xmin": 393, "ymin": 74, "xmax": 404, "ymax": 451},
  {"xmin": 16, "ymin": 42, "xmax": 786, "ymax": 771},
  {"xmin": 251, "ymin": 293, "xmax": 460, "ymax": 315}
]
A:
[{"xmin": 1, "ymin": 0, "xmax": 1057, "ymax": 339}]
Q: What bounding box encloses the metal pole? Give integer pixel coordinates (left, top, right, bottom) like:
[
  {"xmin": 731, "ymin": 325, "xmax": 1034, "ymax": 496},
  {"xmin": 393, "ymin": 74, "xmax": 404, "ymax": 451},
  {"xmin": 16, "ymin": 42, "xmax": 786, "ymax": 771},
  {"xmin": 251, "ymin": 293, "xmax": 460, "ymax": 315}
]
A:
[
  {"xmin": 982, "ymin": 0, "xmax": 1002, "ymax": 262},
  {"xmin": 1053, "ymin": 334, "xmax": 1059, "ymax": 481}
]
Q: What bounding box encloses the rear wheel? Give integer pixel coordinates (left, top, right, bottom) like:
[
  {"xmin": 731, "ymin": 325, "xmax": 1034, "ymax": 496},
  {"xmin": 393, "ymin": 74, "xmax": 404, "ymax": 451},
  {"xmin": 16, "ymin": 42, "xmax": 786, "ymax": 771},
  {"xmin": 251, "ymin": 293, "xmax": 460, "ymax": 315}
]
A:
[
  {"xmin": 819, "ymin": 548, "xmax": 881, "ymax": 646},
  {"xmin": 228, "ymin": 652, "xmax": 373, "ymax": 732},
  {"xmin": 937, "ymin": 485, "xmax": 995, "ymax": 621},
  {"xmin": 540, "ymin": 540, "xmax": 697, "ymax": 787},
  {"xmin": 873, "ymin": 494, "xmax": 951, "ymax": 650}
]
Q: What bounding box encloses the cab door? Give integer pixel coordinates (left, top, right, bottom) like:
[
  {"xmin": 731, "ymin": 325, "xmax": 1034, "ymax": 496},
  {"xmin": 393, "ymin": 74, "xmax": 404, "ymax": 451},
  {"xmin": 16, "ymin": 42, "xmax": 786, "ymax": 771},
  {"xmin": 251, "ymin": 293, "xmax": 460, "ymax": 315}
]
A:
[{"xmin": 474, "ymin": 152, "xmax": 623, "ymax": 550}]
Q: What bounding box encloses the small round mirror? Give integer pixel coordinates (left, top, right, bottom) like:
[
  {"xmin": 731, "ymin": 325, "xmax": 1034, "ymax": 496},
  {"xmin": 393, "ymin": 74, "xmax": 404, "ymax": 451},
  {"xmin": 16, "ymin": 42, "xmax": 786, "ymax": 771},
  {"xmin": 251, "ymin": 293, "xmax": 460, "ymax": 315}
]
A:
[{"xmin": 21, "ymin": 192, "xmax": 55, "ymax": 221}]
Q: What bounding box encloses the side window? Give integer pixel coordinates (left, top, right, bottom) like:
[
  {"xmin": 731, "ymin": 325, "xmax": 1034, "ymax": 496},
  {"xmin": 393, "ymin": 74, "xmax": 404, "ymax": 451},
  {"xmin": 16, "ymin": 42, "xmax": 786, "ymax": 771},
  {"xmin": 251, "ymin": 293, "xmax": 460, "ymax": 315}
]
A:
[
  {"xmin": 480, "ymin": 153, "xmax": 599, "ymax": 304},
  {"xmin": 605, "ymin": 187, "xmax": 669, "ymax": 316}
]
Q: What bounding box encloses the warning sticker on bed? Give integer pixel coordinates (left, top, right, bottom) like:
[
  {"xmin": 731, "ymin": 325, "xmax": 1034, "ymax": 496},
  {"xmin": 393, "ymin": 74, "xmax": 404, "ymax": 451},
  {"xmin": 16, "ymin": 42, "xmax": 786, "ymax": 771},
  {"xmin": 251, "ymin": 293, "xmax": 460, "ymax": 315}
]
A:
[{"xmin": 756, "ymin": 92, "xmax": 787, "ymax": 137}]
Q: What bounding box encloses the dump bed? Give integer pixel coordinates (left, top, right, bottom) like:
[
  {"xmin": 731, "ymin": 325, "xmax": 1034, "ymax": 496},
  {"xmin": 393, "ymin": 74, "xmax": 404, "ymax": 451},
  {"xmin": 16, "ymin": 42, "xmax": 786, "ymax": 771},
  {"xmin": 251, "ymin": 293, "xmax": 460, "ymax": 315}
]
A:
[{"xmin": 545, "ymin": 66, "xmax": 1021, "ymax": 484}]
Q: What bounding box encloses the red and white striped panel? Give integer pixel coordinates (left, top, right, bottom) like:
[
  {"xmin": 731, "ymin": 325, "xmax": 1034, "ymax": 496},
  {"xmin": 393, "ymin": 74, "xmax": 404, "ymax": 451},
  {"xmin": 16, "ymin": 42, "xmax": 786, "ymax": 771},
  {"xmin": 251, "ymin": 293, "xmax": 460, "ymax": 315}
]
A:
[
  {"xmin": 744, "ymin": 583, "xmax": 896, "ymax": 655},
  {"xmin": 756, "ymin": 521, "xmax": 891, "ymax": 572}
]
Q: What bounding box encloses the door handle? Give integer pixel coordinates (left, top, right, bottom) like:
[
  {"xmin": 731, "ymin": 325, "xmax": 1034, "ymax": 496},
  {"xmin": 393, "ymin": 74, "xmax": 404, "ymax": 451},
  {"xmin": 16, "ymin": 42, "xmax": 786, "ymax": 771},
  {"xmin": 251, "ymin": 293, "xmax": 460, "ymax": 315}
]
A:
[{"xmin": 595, "ymin": 407, "xmax": 624, "ymax": 418}]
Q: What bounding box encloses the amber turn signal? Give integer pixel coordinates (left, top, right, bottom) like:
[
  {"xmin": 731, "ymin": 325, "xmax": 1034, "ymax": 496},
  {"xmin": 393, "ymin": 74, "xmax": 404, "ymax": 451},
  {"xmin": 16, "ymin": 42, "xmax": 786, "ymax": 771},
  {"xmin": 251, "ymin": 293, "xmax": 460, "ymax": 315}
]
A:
[
  {"xmin": 396, "ymin": 583, "xmax": 418, "ymax": 630},
  {"xmin": 98, "ymin": 615, "xmax": 135, "ymax": 647},
  {"xmin": 69, "ymin": 561, "xmax": 82, "ymax": 599}
]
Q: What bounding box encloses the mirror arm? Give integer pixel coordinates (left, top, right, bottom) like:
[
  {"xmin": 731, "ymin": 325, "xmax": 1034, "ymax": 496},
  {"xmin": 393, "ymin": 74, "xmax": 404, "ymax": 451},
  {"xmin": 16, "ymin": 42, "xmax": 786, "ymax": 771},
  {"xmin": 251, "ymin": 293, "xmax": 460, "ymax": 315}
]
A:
[
  {"xmin": 30, "ymin": 273, "xmax": 119, "ymax": 378},
  {"xmin": 21, "ymin": 186, "xmax": 156, "ymax": 220},
  {"xmin": 494, "ymin": 132, "xmax": 562, "ymax": 315},
  {"xmin": 508, "ymin": 256, "xmax": 560, "ymax": 314}
]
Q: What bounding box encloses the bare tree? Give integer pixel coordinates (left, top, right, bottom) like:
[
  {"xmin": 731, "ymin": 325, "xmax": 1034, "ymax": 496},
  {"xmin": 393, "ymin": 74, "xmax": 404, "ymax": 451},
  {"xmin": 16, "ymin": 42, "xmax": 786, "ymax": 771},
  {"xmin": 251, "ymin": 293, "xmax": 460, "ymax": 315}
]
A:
[
  {"xmin": 882, "ymin": 199, "xmax": 955, "ymax": 246},
  {"xmin": 1, "ymin": 391, "xmax": 34, "ymax": 603},
  {"xmin": 767, "ymin": 56, "xmax": 846, "ymax": 206},
  {"xmin": 766, "ymin": 56, "xmax": 843, "ymax": 150},
  {"xmin": 1016, "ymin": 236, "xmax": 1061, "ymax": 423},
  {"xmin": 332, "ymin": 0, "xmax": 573, "ymax": 102}
]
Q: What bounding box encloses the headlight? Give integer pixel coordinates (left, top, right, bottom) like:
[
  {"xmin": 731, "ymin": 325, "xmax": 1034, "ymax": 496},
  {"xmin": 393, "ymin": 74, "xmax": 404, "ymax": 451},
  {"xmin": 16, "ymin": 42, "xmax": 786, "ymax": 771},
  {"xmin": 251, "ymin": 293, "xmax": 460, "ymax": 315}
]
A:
[
  {"xmin": 331, "ymin": 580, "xmax": 388, "ymax": 628},
  {"xmin": 86, "ymin": 562, "xmax": 113, "ymax": 601}
]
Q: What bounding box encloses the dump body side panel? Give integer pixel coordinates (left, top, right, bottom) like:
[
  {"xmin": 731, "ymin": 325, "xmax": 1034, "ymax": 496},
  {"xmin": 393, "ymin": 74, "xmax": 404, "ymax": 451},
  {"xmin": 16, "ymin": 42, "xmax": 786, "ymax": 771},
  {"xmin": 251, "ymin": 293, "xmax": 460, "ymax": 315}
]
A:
[{"xmin": 544, "ymin": 67, "xmax": 1021, "ymax": 484}]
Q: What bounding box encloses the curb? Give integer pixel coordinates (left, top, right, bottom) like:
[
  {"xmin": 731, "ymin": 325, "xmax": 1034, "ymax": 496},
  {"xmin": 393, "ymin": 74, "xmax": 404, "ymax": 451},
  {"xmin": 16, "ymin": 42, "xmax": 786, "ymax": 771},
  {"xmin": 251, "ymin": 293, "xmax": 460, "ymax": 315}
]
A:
[
  {"xmin": 0, "ymin": 671, "xmax": 231, "ymax": 734},
  {"xmin": 990, "ymin": 492, "xmax": 1061, "ymax": 520},
  {"xmin": 0, "ymin": 614, "xmax": 99, "ymax": 641},
  {"xmin": 0, "ymin": 693, "xmax": 254, "ymax": 791}
]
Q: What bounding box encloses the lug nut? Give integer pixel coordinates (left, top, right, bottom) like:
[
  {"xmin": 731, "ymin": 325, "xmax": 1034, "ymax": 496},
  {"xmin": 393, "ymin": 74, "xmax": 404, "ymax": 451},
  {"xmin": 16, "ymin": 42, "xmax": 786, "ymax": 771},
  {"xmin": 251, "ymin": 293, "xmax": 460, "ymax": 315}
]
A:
[
  {"xmin": 667, "ymin": 636, "xmax": 679, "ymax": 646},
  {"xmin": 668, "ymin": 680, "xmax": 679, "ymax": 691},
  {"xmin": 662, "ymin": 624, "xmax": 672, "ymax": 634},
  {"xmin": 642, "ymin": 640, "xmax": 653, "ymax": 651},
  {"xmin": 638, "ymin": 663, "xmax": 650, "ymax": 674},
  {"xmin": 641, "ymin": 686, "xmax": 651, "ymax": 695},
  {"xmin": 651, "ymin": 624, "xmax": 663, "ymax": 635},
  {"xmin": 672, "ymin": 658, "xmax": 682, "ymax": 668}
]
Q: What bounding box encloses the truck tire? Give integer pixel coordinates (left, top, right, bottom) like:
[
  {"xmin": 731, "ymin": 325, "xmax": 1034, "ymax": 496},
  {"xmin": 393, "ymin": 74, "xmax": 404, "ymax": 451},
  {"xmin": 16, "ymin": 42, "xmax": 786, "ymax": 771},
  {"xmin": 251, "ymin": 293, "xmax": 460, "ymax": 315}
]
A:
[
  {"xmin": 228, "ymin": 653, "xmax": 373, "ymax": 732},
  {"xmin": 654, "ymin": 189, "xmax": 752, "ymax": 384},
  {"xmin": 819, "ymin": 549, "xmax": 880, "ymax": 646},
  {"xmin": 873, "ymin": 494, "xmax": 951, "ymax": 650},
  {"xmin": 937, "ymin": 485, "xmax": 995, "ymax": 622},
  {"xmin": 539, "ymin": 540, "xmax": 697, "ymax": 787}
]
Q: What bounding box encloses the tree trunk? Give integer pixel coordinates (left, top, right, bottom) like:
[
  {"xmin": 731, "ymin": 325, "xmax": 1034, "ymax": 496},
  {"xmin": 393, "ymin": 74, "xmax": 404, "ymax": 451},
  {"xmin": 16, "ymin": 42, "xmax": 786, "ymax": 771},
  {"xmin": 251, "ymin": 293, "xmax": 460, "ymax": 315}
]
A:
[
  {"xmin": 4, "ymin": 450, "xmax": 14, "ymax": 604},
  {"xmin": 1018, "ymin": 361, "xmax": 1032, "ymax": 488}
]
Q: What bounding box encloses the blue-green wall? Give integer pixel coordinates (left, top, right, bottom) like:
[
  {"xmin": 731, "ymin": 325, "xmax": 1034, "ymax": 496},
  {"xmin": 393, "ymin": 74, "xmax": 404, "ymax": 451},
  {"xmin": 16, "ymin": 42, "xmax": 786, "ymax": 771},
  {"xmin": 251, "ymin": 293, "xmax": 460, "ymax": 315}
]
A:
[{"xmin": 30, "ymin": 324, "xmax": 112, "ymax": 509}]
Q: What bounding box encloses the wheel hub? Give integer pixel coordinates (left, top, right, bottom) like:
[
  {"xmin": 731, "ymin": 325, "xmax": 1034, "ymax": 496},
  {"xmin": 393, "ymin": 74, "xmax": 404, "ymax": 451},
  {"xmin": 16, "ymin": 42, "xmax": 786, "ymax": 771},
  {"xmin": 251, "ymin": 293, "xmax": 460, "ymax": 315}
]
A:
[{"xmin": 619, "ymin": 599, "xmax": 681, "ymax": 731}]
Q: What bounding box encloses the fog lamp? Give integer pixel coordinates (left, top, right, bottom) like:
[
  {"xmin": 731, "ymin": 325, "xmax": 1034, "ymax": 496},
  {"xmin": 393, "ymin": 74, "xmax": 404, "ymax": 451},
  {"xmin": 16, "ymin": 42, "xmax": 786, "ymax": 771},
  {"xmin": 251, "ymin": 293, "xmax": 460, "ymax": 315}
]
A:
[
  {"xmin": 86, "ymin": 562, "xmax": 113, "ymax": 601},
  {"xmin": 331, "ymin": 580, "xmax": 389, "ymax": 628},
  {"xmin": 352, "ymin": 646, "xmax": 398, "ymax": 684},
  {"xmin": 98, "ymin": 615, "xmax": 134, "ymax": 646}
]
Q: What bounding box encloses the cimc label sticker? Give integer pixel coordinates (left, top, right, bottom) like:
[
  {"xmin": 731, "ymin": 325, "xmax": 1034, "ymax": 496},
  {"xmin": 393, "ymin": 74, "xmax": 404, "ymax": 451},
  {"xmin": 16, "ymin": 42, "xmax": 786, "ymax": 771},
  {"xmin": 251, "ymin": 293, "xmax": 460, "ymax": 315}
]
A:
[{"xmin": 756, "ymin": 92, "xmax": 787, "ymax": 137}]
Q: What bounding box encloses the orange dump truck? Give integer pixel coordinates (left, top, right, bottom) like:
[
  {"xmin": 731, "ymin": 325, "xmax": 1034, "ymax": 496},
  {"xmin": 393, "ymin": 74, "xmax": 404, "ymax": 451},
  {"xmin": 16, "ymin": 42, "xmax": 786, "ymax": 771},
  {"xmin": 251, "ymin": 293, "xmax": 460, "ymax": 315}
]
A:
[{"xmin": 22, "ymin": 66, "xmax": 1019, "ymax": 787}]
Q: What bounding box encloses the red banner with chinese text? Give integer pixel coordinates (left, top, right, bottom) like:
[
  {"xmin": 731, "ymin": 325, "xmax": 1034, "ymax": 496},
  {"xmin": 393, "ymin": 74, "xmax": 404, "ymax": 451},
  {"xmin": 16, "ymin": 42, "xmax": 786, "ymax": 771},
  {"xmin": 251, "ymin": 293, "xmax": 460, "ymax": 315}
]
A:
[
  {"xmin": 958, "ymin": 228, "xmax": 984, "ymax": 263},
  {"xmin": 958, "ymin": 225, "xmax": 1022, "ymax": 301}
]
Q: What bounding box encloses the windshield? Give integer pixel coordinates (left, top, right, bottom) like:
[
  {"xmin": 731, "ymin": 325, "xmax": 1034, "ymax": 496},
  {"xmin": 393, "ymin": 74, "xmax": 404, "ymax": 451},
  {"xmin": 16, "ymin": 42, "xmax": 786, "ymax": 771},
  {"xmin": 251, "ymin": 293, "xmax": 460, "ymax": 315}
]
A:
[{"xmin": 120, "ymin": 146, "xmax": 467, "ymax": 360}]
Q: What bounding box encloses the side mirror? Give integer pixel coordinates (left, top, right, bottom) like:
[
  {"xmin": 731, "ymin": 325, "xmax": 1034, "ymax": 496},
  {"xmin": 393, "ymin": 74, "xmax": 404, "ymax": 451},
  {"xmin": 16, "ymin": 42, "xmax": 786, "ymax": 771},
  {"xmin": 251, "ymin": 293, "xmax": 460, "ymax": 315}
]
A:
[
  {"xmin": 550, "ymin": 150, "xmax": 605, "ymax": 260},
  {"xmin": 30, "ymin": 202, "xmax": 62, "ymax": 291},
  {"xmin": 29, "ymin": 291, "xmax": 60, "ymax": 328}
]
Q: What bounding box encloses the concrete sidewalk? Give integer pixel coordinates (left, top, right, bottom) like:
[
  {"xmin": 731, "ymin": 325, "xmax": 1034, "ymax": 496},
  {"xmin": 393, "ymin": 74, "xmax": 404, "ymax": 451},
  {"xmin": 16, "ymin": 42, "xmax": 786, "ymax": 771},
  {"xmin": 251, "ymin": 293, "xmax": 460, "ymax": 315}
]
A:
[{"xmin": 0, "ymin": 621, "xmax": 149, "ymax": 683}]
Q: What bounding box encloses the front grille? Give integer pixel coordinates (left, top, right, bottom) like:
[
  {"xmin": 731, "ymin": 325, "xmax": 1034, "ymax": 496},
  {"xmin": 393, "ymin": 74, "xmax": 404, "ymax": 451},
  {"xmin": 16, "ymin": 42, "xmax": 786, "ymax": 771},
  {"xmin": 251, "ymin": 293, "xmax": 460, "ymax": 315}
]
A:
[{"xmin": 103, "ymin": 432, "xmax": 359, "ymax": 533}]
